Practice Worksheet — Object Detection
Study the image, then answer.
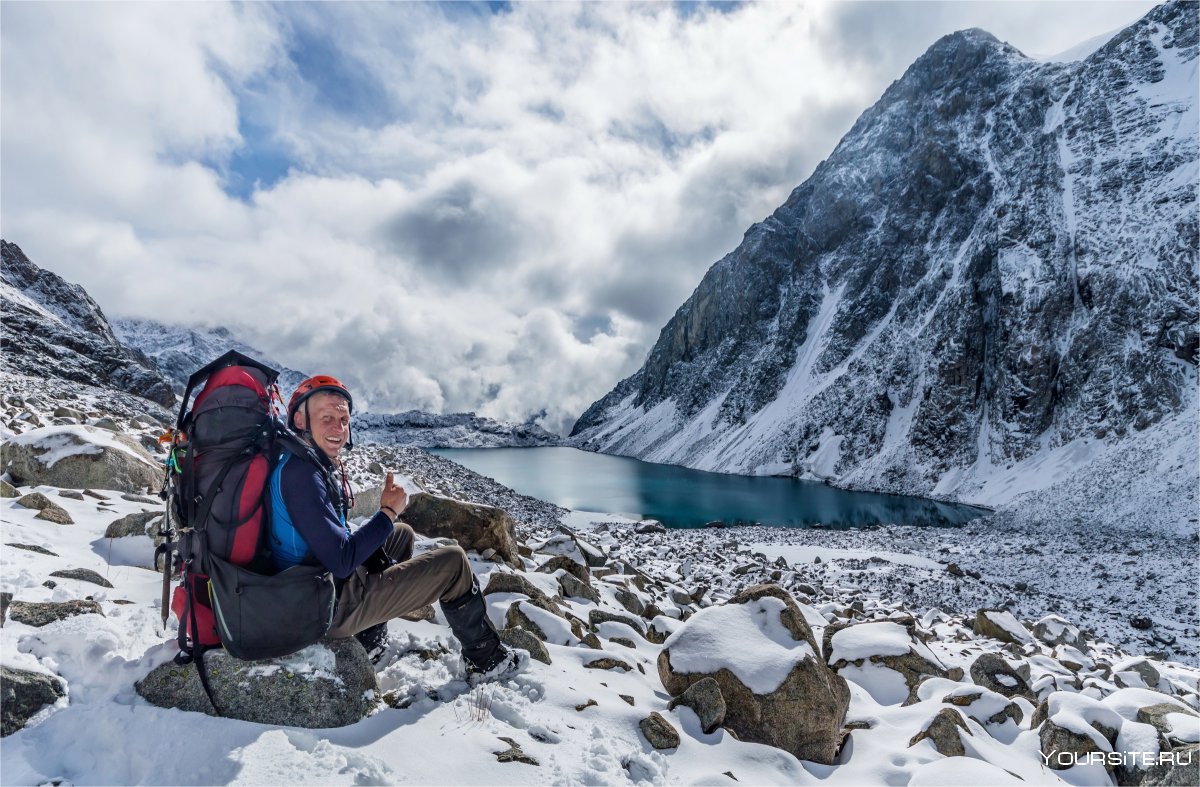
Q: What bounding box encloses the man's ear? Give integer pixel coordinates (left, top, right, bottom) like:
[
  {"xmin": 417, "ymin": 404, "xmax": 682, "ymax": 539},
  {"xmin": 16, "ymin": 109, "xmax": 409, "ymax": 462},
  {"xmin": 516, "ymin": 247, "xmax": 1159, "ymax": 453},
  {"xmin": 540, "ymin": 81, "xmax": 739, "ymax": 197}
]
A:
[{"xmin": 293, "ymin": 409, "xmax": 306, "ymax": 431}]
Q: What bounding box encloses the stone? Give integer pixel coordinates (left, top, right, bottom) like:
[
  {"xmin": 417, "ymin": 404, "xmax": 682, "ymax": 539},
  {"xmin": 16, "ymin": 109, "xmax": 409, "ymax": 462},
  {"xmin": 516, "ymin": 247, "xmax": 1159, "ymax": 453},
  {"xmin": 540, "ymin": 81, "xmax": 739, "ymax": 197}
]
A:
[
  {"xmin": 498, "ymin": 627, "xmax": 551, "ymax": 665},
  {"xmin": 575, "ymin": 699, "xmax": 598, "ymax": 712},
  {"xmin": 5, "ymin": 427, "xmax": 161, "ymax": 493},
  {"xmin": 484, "ymin": 571, "xmax": 551, "ymax": 603},
  {"xmin": 5, "ymin": 543, "xmax": 58, "ymax": 556},
  {"xmin": 554, "ymin": 526, "xmax": 608, "ymax": 568},
  {"xmin": 35, "ymin": 505, "xmax": 74, "ymax": 525},
  {"xmin": 969, "ymin": 652, "xmax": 1035, "ymax": 701},
  {"xmin": 620, "ymin": 694, "xmax": 635, "ymax": 706},
  {"xmin": 57, "ymin": 489, "xmax": 84, "ymax": 500},
  {"xmin": 130, "ymin": 413, "xmax": 164, "ymax": 429},
  {"xmin": 824, "ymin": 620, "xmax": 947, "ymax": 705},
  {"xmin": 492, "ymin": 736, "xmax": 539, "ymax": 766},
  {"xmin": 92, "ymin": 417, "xmax": 121, "ymax": 431},
  {"xmin": 1, "ymin": 666, "xmax": 65, "ymax": 736},
  {"xmin": 1137, "ymin": 743, "xmax": 1198, "ymax": 786},
  {"xmin": 0, "ymin": 592, "xmax": 10, "ymax": 626},
  {"xmin": 667, "ymin": 676, "xmax": 726, "ymax": 734},
  {"xmin": 909, "ymin": 708, "xmax": 971, "ymax": 757},
  {"xmin": 135, "ymin": 638, "xmax": 377, "ymax": 727},
  {"xmin": 53, "ymin": 406, "xmax": 86, "ymax": 421},
  {"xmin": 1131, "ymin": 616, "xmax": 1154, "ymax": 630},
  {"xmin": 1115, "ymin": 658, "xmax": 1162, "ymax": 689},
  {"xmin": 505, "ymin": 602, "xmax": 549, "ymax": 642},
  {"xmin": 104, "ymin": 510, "xmax": 161, "ymax": 539},
  {"xmin": 0, "ymin": 479, "xmax": 18, "ymax": 498},
  {"xmin": 1138, "ymin": 703, "xmax": 1200, "ymax": 748},
  {"xmin": 974, "ymin": 609, "xmax": 1035, "ymax": 647},
  {"xmin": 49, "ymin": 568, "xmax": 114, "ymax": 588},
  {"xmin": 658, "ymin": 583, "xmax": 849, "ymax": 765},
  {"xmin": 584, "ymin": 657, "xmax": 632, "ymax": 672},
  {"xmin": 1040, "ymin": 717, "xmax": 1118, "ymax": 772},
  {"xmin": 636, "ymin": 521, "xmax": 667, "ymax": 534},
  {"xmin": 8, "ymin": 599, "xmax": 104, "ymax": 627},
  {"xmin": 639, "ymin": 712, "xmax": 680, "ymax": 749},
  {"xmin": 557, "ymin": 572, "xmax": 601, "ymax": 603},
  {"xmin": 947, "ymin": 563, "xmax": 965, "ymax": 577},
  {"xmin": 609, "ymin": 636, "xmax": 637, "ymax": 649},
  {"xmin": 1033, "ymin": 614, "xmax": 1087, "ymax": 651},
  {"xmin": 121, "ymin": 493, "xmax": 159, "ymax": 504},
  {"xmin": 588, "ymin": 609, "xmax": 645, "ymax": 636},
  {"xmin": 398, "ymin": 492, "xmax": 521, "ymax": 567},
  {"xmin": 614, "ymin": 588, "xmax": 645, "ymax": 617},
  {"xmin": 536, "ymin": 554, "xmax": 590, "ymax": 585},
  {"xmin": 82, "ymin": 489, "xmax": 110, "ymax": 500},
  {"xmin": 399, "ymin": 604, "xmax": 435, "ymax": 622}
]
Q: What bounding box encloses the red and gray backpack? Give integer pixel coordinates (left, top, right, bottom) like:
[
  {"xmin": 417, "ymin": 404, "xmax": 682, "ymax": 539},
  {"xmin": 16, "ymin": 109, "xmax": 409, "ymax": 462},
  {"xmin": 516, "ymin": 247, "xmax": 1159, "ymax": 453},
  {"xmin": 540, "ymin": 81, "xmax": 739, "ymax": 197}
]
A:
[{"xmin": 156, "ymin": 350, "xmax": 335, "ymax": 713}]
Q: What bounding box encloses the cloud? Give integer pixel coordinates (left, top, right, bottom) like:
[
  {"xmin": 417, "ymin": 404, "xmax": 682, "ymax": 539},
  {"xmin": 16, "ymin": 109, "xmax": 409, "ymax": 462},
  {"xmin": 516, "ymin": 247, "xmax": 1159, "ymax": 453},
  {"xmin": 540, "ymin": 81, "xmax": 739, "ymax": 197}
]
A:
[{"xmin": 0, "ymin": 0, "xmax": 1160, "ymax": 434}]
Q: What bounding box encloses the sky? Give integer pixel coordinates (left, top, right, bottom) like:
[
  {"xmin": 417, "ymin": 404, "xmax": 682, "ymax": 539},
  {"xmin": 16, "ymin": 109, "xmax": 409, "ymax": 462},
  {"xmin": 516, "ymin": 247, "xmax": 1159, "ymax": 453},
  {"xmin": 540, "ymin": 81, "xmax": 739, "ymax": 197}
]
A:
[{"xmin": 0, "ymin": 0, "xmax": 1158, "ymax": 434}]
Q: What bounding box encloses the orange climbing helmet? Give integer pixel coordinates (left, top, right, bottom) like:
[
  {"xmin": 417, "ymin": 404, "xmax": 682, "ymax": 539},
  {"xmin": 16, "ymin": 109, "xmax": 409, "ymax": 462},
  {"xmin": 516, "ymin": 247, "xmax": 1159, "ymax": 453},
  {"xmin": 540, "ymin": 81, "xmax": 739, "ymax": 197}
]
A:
[{"xmin": 287, "ymin": 374, "xmax": 354, "ymax": 427}]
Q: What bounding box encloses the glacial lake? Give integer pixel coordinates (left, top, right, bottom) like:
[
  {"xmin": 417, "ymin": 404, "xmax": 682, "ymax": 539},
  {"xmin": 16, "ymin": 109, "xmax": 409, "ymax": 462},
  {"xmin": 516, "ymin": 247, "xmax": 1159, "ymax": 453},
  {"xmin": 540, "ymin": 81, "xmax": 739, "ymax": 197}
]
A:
[{"xmin": 429, "ymin": 446, "xmax": 991, "ymax": 529}]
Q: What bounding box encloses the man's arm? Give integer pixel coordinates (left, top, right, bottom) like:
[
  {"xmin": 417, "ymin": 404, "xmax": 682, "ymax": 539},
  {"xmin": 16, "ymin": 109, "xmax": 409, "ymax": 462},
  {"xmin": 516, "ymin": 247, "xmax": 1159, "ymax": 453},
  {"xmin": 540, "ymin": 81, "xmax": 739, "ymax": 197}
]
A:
[{"xmin": 279, "ymin": 458, "xmax": 392, "ymax": 579}]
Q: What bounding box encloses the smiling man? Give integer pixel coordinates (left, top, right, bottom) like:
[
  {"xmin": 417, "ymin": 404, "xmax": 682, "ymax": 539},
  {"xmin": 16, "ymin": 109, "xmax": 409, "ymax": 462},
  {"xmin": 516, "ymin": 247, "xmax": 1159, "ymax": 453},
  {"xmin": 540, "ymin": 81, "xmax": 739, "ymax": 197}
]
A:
[{"xmin": 269, "ymin": 374, "xmax": 525, "ymax": 682}]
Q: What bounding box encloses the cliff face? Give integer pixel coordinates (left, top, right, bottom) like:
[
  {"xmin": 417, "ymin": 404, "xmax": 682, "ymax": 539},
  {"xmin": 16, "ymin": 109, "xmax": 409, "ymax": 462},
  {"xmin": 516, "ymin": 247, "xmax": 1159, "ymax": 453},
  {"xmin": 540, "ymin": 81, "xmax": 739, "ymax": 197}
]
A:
[
  {"xmin": 1, "ymin": 240, "xmax": 176, "ymax": 407},
  {"xmin": 572, "ymin": 3, "xmax": 1198, "ymax": 504}
]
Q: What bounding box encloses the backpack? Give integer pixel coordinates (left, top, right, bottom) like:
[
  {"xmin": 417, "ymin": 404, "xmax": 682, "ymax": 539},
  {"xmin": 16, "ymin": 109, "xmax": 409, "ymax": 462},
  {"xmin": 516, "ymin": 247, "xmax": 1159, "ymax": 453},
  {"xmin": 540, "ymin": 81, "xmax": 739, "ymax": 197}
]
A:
[{"xmin": 156, "ymin": 350, "xmax": 336, "ymax": 713}]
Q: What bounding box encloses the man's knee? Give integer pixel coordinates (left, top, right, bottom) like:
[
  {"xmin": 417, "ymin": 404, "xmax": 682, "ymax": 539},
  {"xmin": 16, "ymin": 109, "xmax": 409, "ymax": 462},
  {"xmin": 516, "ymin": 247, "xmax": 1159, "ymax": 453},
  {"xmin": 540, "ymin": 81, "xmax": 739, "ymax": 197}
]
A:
[{"xmin": 433, "ymin": 545, "xmax": 474, "ymax": 599}]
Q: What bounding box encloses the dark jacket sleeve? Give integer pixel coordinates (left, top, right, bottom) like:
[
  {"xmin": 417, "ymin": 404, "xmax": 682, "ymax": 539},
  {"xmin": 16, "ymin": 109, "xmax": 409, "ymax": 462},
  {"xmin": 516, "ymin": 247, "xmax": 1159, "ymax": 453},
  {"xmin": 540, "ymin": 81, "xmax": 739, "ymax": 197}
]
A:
[{"xmin": 279, "ymin": 457, "xmax": 391, "ymax": 579}]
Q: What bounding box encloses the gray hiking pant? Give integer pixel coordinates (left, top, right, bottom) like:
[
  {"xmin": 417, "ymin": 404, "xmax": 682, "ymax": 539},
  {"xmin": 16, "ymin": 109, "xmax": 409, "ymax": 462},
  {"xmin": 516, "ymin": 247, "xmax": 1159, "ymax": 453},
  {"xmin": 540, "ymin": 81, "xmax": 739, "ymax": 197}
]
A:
[{"xmin": 327, "ymin": 522, "xmax": 474, "ymax": 639}]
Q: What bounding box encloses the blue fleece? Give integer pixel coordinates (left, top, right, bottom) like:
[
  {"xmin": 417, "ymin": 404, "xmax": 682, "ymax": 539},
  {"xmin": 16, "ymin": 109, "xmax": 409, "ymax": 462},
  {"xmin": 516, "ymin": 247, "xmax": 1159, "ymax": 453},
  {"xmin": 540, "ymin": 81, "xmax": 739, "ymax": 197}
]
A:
[{"xmin": 268, "ymin": 451, "xmax": 391, "ymax": 578}]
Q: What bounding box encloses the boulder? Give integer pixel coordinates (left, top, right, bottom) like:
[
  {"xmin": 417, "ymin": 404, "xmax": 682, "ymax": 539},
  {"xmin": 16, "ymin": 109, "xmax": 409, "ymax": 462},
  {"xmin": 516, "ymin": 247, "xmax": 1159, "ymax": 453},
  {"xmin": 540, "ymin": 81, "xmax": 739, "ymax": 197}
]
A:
[
  {"xmin": 1033, "ymin": 614, "xmax": 1087, "ymax": 651},
  {"xmin": 974, "ymin": 609, "xmax": 1035, "ymax": 647},
  {"xmin": 14, "ymin": 492, "xmax": 74, "ymax": 525},
  {"xmin": 537, "ymin": 555, "xmax": 590, "ymax": 584},
  {"xmin": 825, "ymin": 620, "xmax": 947, "ymax": 705},
  {"xmin": 505, "ymin": 601, "xmax": 549, "ymax": 642},
  {"xmin": 5, "ymin": 426, "xmax": 161, "ymax": 493},
  {"xmin": 969, "ymin": 652, "xmax": 1035, "ymax": 701},
  {"xmin": 0, "ymin": 479, "xmax": 18, "ymax": 498},
  {"xmin": 636, "ymin": 521, "xmax": 667, "ymax": 534},
  {"xmin": 1138, "ymin": 703, "xmax": 1200, "ymax": 748},
  {"xmin": 48, "ymin": 568, "xmax": 113, "ymax": 588},
  {"xmin": 136, "ymin": 638, "xmax": 377, "ymax": 727},
  {"xmin": 942, "ymin": 685, "xmax": 1023, "ymax": 727},
  {"xmin": 104, "ymin": 510, "xmax": 161, "ymax": 539},
  {"xmin": 1, "ymin": 666, "xmax": 65, "ymax": 736},
  {"xmin": 909, "ymin": 708, "xmax": 971, "ymax": 757},
  {"xmin": 8, "ymin": 599, "xmax": 103, "ymax": 627},
  {"xmin": 658, "ymin": 583, "xmax": 849, "ymax": 765},
  {"xmin": 1, "ymin": 592, "xmax": 11, "ymax": 626},
  {"xmin": 498, "ymin": 627, "xmax": 551, "ymax": 665},
  {"xmin": 1138, "ymin": 743, "xmax": 1199, "ymax": 786},
  {"xmin": 483, "ymin": 571, "xmax": 551, "ymax": 603},
  {"xmin": 400, "ymin": 492, "xmax": 520, "ymax": 568},
  {"xmin": 553, "ymin": 526, "xmax": 608, "ymax": 568},
  {"xmin": 557, "ymin": 572, "xmax": 601, "ymax": 603},
  {"xmin": 92, "ymin": 417, "xmax": 120, "ymax": 431},
  {"xmin": 639, "ymin": 712, "xmax": 680, "ymax": 750},
  {"xmin": 1036, "ymin": 693, "xmax": 1122, "ymax": 772},
  {"xmin": 667, "ymin": 676, "xmax": 726, "ymax": 734},
  {"xmin": 589, "ymin": 609, "xmax": 645, "ymax": 636},
  {"xmin": 613, "ymin": 588, "xmax": 645, "ymax": 617},
  {"xmin": 1040, "ymin": 717, "xmax": 1117, "ymax": 772}
]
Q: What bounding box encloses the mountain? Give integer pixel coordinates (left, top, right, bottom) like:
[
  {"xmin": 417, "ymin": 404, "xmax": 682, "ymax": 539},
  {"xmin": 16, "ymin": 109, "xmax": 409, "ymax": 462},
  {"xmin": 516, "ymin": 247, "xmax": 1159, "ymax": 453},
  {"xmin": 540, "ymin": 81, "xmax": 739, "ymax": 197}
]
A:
[
  {"xmin": 572, "ymin": 3, "xmax": 1198, "ymax": 512},
  {"xmin": 115, "ymin": 318, "xmax": 562, "ymax": 449},
  {"xmin": 112, "ymin": 318, "xmax": 310, "ymax": 398},
  {"xmin": 0, "ymin": 241, "xmax": 176, "ymax": 407}
]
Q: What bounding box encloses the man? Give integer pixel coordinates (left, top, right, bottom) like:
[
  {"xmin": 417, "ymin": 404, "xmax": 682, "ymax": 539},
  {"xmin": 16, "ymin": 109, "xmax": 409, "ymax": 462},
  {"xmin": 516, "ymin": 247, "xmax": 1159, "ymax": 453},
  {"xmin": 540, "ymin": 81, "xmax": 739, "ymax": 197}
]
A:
[{"xmin": 269, "ymin": 374, "xmax": 524, "ymax": 682}]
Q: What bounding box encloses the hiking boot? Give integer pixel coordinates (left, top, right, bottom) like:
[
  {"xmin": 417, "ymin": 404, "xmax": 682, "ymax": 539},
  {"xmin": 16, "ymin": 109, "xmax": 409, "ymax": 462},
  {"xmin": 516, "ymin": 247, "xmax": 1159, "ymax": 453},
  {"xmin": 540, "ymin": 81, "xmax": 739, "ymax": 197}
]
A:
[
  {"xmin": 354, "ymin": 622, "xmax": 389, "ymax": 665},
  {"xmin": 467, "ymin": 646, "xmax": 529, "ymax": 686}
]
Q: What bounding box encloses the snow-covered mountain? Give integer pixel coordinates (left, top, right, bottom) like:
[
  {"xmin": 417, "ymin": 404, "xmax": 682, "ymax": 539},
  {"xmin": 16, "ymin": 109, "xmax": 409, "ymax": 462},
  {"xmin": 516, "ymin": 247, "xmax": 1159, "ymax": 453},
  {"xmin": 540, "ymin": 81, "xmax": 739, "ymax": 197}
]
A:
[
  {"xmin": 113, "ymin": 314, "xmax": 562, "ymax": 449},
  {"xmin": 112, "ymin": 317, "xmax": 310, "ymax": 399},
  {"xmin": 572, "ymin": 3, "xmax": 1198, "ymax": 516},
  {"xmin": 0, "ymin": 241, "xmax": 176, "ymax": 407}
]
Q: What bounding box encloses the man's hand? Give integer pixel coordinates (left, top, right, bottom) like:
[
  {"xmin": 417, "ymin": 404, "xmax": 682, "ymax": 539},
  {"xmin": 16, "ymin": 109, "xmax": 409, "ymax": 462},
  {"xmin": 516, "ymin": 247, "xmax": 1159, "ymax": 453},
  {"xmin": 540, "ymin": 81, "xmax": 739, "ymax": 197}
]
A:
[{"xmin": 380, "ymin": 471, "xmax": 408, "ymax": 521}]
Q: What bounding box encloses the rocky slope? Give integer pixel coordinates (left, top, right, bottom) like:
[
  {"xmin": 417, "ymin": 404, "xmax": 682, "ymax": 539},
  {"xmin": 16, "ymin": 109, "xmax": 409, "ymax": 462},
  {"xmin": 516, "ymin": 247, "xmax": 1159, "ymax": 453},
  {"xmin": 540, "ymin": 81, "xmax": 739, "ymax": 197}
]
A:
[
  {"xmin": 0, "ymin": 241, "xmax": 175, "ymax": 408},
  {"xmin": 571, "ymin": 3, "xmax": 1198, "ymax": 516}
]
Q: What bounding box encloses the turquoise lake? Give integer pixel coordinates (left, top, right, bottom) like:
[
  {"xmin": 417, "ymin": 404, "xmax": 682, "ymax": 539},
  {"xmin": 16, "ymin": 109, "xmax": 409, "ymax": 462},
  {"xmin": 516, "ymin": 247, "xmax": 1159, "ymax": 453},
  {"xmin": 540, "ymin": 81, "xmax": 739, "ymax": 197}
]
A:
[{"xmin": 429, "ymin": 446, "xmax": 991, "ymax": 529}]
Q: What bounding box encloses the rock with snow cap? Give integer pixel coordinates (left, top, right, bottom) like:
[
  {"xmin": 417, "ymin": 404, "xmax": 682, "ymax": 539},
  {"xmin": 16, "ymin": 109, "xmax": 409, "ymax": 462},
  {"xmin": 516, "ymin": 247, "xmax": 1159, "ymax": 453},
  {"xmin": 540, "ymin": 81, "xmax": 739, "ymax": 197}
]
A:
[
  {"xmin": 969, "ymin": 652, "xmax": 1036, "ymax": 701},
  {"xmin": 974, "ymin": 608, "xmax": 1035, "ymax": 647},
  {"xmin": 908, "ymin": 707, "xmax": 972, "ymax": 757},
  {"xmin": 399, "ymin": 492, "xmax": 520, "ymax": 568},
  {"xmin": 136, "ymin": 638, "xmax": 376, "ymax": 727},
  {"xmin": 667, "ymin": 676, "xmax": 726, "ymax": 734},
  {"xmin": 5, "ymin": 426, "xmax": 160, "ymax": 493},
  {"xmin": 1033, "ymin": 614, "xmax": 1088, "ymax": 652},
  {"xmin": 658, "ymin": 583, "xmax": 849, "ymax": 764},
  {"xmin": 1, "ymin": 666, "xmax": 65, "ymax": 737},
  {"xmin": 825, "ymin": 619, "xmax": 948, "ymax": 705}
]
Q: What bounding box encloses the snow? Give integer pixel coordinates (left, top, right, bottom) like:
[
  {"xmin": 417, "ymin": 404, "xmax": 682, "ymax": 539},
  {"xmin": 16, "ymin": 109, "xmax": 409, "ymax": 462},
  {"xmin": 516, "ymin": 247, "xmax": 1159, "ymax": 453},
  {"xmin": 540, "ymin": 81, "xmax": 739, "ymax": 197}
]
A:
[
  {"xmin": 661, "ymin": 597, "xmax": 816, "ymax": 694},
  {"xmin": 10, "ymin": 424, "xmax": 155, "ymax": 468},
  {"xmin": 828, "ymin": 621, "xmax": 913, "ymax": 663}
]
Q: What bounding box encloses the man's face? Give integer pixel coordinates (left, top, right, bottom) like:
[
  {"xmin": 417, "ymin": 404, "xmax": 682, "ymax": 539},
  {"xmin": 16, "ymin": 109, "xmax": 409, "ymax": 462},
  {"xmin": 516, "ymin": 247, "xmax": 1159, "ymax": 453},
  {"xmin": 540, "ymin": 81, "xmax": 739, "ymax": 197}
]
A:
[{"xmin": 294, "ymin": 392, "xmax": 350, "ymax": 460}]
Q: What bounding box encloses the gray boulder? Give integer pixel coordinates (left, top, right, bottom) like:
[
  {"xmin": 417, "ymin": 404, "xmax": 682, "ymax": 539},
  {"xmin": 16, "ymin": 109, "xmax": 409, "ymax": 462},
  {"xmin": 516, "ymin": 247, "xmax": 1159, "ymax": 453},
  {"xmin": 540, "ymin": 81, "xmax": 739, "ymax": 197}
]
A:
[
  {"xmin": 14, "ymin": 492, "xmax": 74, "ymax": 525},
  {"xmin": 49, "ymin": 568, "xmax": 113, "ymax": 588},
  {"xmin": 1, "ymin": 666, "xmax": 65, "ymax": 736},
  {"xmin": 5, "ymin": 427, "xmax": 160, "ymax": 493},
  {"xmin": 969, "ymin": 652, "xmax": 1035, "ymax": 701},
  {"xmin": 1138, "ymin": 744, "xmax": 1199, "ymax": 786},
  {"xmin": 1040, "ymin": 716, "xmax": 1118, "ymax": 772},
  {"xmin": 974, "ymin": 609, "xmax": 1035, "ymax": 647},
  {"xmin": 136, "ymin": 638, "xmax": 377, "ymax": 727},
  {"xmin": 399, "ymin": 492, "xmax": 520, "ymax": 568},
  {"xmin": 639, "ymin": 712, "xmax": 680, "ymax": 750},
  {"xmin": 667, "ymin": 676, "xmax": 726, "ymax": 734},
  {"xmin": 1032, "ymin": 614, "xmax": 1087, "ymax": 651},
  {"xmin": 537, "ymin": 555, "xmax": 590, "ymax": 584},
  {"xmin": 8, "ymin": 599, "xmax": 103, "ymax": 627},
  {"xmin": 557, "ymin": 572, "xmax": 601, "ymax": 603},
  {"xmin": 658, "ymin": 583, "xmax": 849, "ymax": 765},
  {"xmin": 825, "ymin": 620, "xmax": 947, "ymax": 705},
  {"xmin": 498, "ymin": 627, "xmax": 551, "ymax": 665},
  {"xmin": 908, "ymin": 707, "xmax": 971, "ymax": 757},
  {"xmin": 1138, "ymin": 703, "xmax": 1200, "ymax": 748},
  {"xmin": 104, "ymin": 510, "xmax": 161, "ymax": 539},
  {"xmin": 484, "ymin": 571, "xmax": 551, "ymax": 603},
  {"xmin": 0, "ymin": 479, "xmax": 17, "ymax": 498}
]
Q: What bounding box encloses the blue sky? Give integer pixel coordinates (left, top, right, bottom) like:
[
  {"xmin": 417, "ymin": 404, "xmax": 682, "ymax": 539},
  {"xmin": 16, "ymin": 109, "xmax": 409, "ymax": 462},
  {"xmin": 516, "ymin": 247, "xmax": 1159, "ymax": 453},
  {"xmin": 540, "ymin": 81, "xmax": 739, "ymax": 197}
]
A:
[{"xmin": 0, "ymin": 1, "xmax": 1158, "ymax": 433}]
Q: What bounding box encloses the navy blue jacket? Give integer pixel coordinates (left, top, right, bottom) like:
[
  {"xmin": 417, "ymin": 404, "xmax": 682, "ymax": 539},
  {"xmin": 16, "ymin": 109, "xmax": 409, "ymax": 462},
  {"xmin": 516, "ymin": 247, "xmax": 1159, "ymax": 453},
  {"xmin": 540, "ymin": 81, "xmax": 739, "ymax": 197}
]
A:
[{"xmin": 269, "ymin": 450, "xmax": 391, "ymax": 579}]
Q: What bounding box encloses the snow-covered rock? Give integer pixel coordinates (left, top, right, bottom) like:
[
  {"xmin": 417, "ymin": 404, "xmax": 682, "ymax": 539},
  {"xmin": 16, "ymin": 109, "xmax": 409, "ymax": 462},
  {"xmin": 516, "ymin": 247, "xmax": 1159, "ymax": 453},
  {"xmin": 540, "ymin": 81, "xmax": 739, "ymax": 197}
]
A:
[{"xmin": 5, "ymin": 425, "xmax": 161, "ymax": 494}]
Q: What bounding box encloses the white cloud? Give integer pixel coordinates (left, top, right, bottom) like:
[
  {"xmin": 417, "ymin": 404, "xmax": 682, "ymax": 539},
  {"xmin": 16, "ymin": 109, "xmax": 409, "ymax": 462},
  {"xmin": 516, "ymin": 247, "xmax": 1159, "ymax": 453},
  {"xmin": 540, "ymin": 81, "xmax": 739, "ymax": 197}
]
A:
[{"xmin": 0, "ymin": 0, "xmax": 1157, "ymax": 433}]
